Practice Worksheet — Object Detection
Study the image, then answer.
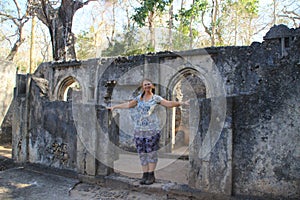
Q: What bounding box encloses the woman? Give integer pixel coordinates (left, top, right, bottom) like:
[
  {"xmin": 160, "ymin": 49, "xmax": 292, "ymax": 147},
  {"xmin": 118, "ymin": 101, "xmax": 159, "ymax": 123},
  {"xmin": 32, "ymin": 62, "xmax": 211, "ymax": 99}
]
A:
[{"xmin": 107, "ymin": 79, "xmax": 189, "ymax": 185}]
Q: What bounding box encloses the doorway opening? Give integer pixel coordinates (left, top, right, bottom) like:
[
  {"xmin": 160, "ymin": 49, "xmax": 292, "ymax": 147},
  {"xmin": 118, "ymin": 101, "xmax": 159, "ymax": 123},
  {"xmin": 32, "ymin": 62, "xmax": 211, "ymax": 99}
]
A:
[
  {"xmin": 166, "ymin": 69, "xmax": 206, "ymax": 157},
  {"xmin": 56, "ymin": 76, "xmax": 81, "ymax": 102},
  {"xmin": 113, "ymin": 69, "xmax": 206, "ymax": 185}
]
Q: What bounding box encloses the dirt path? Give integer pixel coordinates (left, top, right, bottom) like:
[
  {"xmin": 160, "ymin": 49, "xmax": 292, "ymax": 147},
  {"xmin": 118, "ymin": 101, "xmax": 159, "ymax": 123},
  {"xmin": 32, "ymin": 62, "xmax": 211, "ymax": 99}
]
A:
[
  {"xmin": 0, "ymin": 166, "xmax": 185, "ymax": 200},
  {"xmin": 0, "ymin": 145, "xmax": 194, "ymax": 200},
  {"xmin": 0, "ymin": 156, "xmax": 195, "ymax": 200},
  {"xmin": 0, "ymin": 145, "xmax": 238, "ymax": 200}
]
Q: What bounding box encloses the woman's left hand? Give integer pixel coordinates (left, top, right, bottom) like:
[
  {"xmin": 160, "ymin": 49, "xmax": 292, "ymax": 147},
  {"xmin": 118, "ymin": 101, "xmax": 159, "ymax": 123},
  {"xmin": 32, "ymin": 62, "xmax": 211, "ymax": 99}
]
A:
[{"xmin": 181, "ymin": 100, "xmax": 190, "ymax": 106}]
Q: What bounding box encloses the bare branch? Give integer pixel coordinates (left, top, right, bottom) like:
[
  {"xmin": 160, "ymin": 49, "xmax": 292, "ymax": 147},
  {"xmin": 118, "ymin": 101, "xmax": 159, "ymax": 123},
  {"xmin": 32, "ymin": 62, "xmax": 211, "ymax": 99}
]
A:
[
  {"xmin": 74, "ymin": 0, "xmax": 98, "ymax": 11},
  {"xmin": 253, "ymin": 23, "xmax": 272, "ymax": 36},
  {"xmin": 13, "ymin": 0, "xmax": 22, "ymax": 18},
  {"xmin": 278, "ymin": 14, "xmax": 300, "ymax": 20},
  {"xmin": 0, "ymin": 30, "xmax": 13, "ymax": 46},
  {"xmin": 0, "ymin": 12, "xmax": 15, "ymax": 21},
  {"xmin": 282, "ymin": 10, "xmax": 300, "ymax": 18}
]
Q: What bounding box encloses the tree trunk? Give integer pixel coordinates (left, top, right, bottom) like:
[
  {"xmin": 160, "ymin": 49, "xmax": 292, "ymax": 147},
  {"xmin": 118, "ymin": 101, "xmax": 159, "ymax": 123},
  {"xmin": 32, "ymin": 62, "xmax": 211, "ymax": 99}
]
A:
[
  {"xmin": 202, "ymin": 12, "xmax": 211, "ymax": 44},
  {"xmin": 111, "ymin": 0, "xmax": 116, "ymax": 44},
  {"xmin": 49, "ymin": 12, "xmax": 76, "ymax": 61},
  {"xmin": 148, "ymin": 11, "xmax": 155, "ymax": 50},
  {"xmin": 6, "ymin": 27, "xmax": 25, "ymax": 61},
  {"xmin": 48, "ymin": 0, "xmax": 78, "ymax": 61},
  {"xmin": 211, "ymin": 0, "xmax": 218, "ymax": 46},
  {"xmin": 272, "ymin": 0, "xmax": 277, "ymax": 25},
  {"xmin": 189, "ymin": 0, "xmax": 195, "ymax": 49},
  {"xmin": 31, "ymin": 0, "xmax": 95, "ymax": 61},
  {"xmin": 168, "ymin": 4, "xmax": 173, "ymax": 50}
]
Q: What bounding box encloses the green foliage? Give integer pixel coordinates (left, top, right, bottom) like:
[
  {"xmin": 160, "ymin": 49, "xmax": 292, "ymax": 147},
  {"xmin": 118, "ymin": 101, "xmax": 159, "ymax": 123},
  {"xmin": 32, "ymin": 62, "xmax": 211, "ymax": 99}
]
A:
[
  {"xmin": 225, "ymin": 0, "xmax": 259, "ymax": 16},
  {"xmin": 219, "ymin": 0, "xmax": 260, "ymax": 45},
  {"xmin": 242, "ymin": 0, "xmax": 259, "ymax": 15},
  {"xmin": 132, "ymin": 0, "xmax": 172, "ymax": 27},
  {"xmin": 102, "ymin": 25, "xmax": 153, "ymax": 57},
  {"xmin": 176, "ymin": 23, "xmax": 199, "ymax": 40},
  {"xmin": 17, "ymin": 63, "xmax": 28, "ymax": 73},
  {"xmin": 170, "ymin": 31, "xmax": 190, "ymax": 50},
  {"xmin": 75, "ymin": 25, "xmax": 154, "ymax": 59},
  {"xmin": 172, "ymin": 0, "xmax": 207, "ymax": 47},
  {"xmin": 178, "ymin": 0, "xmax": 208, "ymax": 24},
  {"xmin": 102, "ymin": 39, "xmax": 126, "ymax": 57},
  {"xmin": 76, "ymin": 30, "xmax": 96, "ymax": 60}
]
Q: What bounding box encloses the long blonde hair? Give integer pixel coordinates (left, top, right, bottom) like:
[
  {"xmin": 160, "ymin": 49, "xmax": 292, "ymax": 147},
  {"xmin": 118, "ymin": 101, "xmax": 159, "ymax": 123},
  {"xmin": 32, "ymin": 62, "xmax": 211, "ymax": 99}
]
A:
[{"xmin": 141, "ymin": 78, "xmax": 155, "ymax": 98}]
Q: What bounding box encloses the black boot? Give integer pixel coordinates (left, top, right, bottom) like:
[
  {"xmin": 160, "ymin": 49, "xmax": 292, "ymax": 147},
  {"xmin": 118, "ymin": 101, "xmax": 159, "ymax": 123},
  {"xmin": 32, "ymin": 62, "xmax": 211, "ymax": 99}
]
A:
[
  {"xmin": 145, "ymin": 171, "xmax": 155, "ymax": 185},
  {"xmin": 139, "ymin": 172, "xmax": 148, "ymax": 185}
]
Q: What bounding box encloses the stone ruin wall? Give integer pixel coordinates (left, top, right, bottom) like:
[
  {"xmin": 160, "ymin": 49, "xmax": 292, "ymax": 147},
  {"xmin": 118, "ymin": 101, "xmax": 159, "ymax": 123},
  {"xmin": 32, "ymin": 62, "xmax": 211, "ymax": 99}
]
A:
[
  {"xmin": 0, "ymin": 60, "xmax": 16, "ymax": 145},
  {"xmin": 9, "ymin": 25, "xmax": 300, "ymax": 198}
]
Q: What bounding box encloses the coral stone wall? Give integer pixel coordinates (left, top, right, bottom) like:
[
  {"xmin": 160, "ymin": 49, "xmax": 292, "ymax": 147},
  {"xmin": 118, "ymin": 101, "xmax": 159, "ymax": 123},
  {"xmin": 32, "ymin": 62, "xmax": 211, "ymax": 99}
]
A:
[
  {"xmin": 10, "ymin": 25, "xmax": 300, "ymax": 198},
  {"xmin": 0, "ymin": 60, "xmax": 16, "ymax": 145}
]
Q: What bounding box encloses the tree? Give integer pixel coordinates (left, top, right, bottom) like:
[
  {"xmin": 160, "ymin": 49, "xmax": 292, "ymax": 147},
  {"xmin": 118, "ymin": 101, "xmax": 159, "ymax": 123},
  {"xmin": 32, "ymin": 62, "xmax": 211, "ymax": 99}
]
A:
[
  {"xmin": 222, "ymin": 0, "xmax": 259, "ymax": 45},
  {"xmin": 200, "ymin": 0, "xmax": 222, "ymax": 46},
  {"xmin": 101, "ymin": 24, "xmax": 151, "ymax": 57},
  {"xmin": 177, "ymin": 0, "xmax": 207, "ymax": 48},
  {"xmin": 167, "ymin": 3, "xmax": 173, "ymax": 50},
  {"xmin": 27, "ymin": 0, "xmax": 97, "ymax": 61},
  {"xmin": 241, "ymin": 0, "xmax": 259, "ymax": 45},
  {"xmin": 277, "ymin": 0, "xmax": 300, "ymax": 28},
  {"xmin": 0, "ymin": 0, "xmax": 29, "ymax": 61},
  {"xmin": 75, "ymin": 30, "xmax": 94, "ymax": 60},
  {"xmin": 107, "ymin": 0, "xmax": 118, "ymax": 47},
  {"xmin": 194, "ymin": 0, "xmax": 259, "ymax": 46},
  {"xmin": 132, "ymin": 0, "xmax": 172, "ymax": 51}
]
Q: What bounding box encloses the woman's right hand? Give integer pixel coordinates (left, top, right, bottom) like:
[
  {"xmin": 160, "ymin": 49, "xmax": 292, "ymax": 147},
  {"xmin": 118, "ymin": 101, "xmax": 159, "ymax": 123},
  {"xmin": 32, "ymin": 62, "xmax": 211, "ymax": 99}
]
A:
[{"xmin": 106, "ymin": 106, "xmax": 114, "ymax": 111}]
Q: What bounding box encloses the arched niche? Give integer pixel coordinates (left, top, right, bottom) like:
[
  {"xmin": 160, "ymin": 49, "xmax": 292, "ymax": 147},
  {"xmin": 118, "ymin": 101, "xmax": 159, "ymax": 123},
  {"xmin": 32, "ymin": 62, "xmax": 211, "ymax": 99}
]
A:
[{"xmin": 55, "ymin": 76, "xmax": 82, "ymax": 102}]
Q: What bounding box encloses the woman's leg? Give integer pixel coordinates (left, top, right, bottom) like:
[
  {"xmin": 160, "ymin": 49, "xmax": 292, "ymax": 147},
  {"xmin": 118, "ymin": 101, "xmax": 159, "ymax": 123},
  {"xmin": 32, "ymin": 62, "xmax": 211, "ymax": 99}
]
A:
[
  {"xmin": 135, "ymin": 131, "xmax": 160, "ymax": 185},
  {"xmin": 138, "ymin": 153, "xmax": 149, "ymax": 184},
  {"xmin": 134, "ymin": 134, "xmax": 149, "ymax": 184},
  {"xmin": 148, "ymin": 162, "xmax": 156, "ymax": 172},
  {"xmin": 143, "ymin": 151, "xmax": 158, "ymax": 185},
  {"xmin": 142, "ymin": 164, "xmax": 149, "ymax": 172},
  {"xmin": 144, "ymin": 132, "xmax": 160, "ymax": 185}
]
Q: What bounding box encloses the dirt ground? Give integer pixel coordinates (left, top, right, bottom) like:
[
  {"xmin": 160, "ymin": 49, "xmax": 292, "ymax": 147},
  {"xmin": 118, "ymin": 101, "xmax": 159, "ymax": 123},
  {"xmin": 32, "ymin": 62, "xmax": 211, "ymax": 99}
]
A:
[
  {"xmin": 0, "ymin": 145, "xmax": 197, "ymax": 200},
  {"xmin": 0, "ymin": 145, "xmax": 270, "ymax": 200},
  {"xmin": 0, "ymin": 162, "xmax": 182, "ymax": 200}
]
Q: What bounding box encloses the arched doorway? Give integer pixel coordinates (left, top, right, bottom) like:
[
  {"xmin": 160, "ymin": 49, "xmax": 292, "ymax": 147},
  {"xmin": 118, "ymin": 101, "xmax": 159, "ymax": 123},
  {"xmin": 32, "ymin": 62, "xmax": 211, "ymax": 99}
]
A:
[
  {"xmin": 166, "ymin": 68, "xmax": 206, "ymax": 156},
  {"xmin": 152, "ymin": 68, "xmax": 206, "ymax": 185},
  {"xmin": 56, "ymin": 76, "xmax": 81, "ymax": 102}
]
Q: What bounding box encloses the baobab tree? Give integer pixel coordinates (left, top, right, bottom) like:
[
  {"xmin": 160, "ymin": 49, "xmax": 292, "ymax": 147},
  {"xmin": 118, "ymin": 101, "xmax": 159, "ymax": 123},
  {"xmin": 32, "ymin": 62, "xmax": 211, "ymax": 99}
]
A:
[{"xmin": 27, "ymin": 0, "xmax": 97, "ymax": 61}]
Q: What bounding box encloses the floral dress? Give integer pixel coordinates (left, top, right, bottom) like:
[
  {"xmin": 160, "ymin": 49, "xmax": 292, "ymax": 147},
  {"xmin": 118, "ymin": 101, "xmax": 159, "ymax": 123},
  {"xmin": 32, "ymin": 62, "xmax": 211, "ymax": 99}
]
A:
[{"xmin": 131, "ymin": 94, "xmax": 163, "ymax": 165}]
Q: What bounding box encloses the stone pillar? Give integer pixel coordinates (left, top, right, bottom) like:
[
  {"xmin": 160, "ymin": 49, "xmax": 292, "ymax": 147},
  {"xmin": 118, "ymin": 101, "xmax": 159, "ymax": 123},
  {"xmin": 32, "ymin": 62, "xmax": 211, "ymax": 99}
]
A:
[
  {"xmin": 12, "ymin": 75, "xmax": 30, "ymax": 163},
  {"xmin": 76, "ymin": 103, "xmax": 118, "ymax": 177},
  {"xmin": 75, "ymin": 103, "xmax": 98, "ymax": 176},
  {"xmin": 95, "ymin": 106, "xmax": 117, "ymax": 176},
  {"xmin": 189, "ymin": 97, "xmax": 232, "ymax": 195}
]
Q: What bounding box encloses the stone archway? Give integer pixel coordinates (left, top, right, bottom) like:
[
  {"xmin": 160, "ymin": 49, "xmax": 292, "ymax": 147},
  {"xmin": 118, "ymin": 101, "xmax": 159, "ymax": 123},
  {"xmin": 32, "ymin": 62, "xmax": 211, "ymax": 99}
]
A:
[
  {"xmin": 165, "ymin": 68, "xmax": 206, "ymax": 155},
  {"xmin": 153, "ymin": 67, "xmax": 207, "ymax": 185},
  {"xmin": 55, "ymin": 76, "xmax": 81, "ymax": 101}
]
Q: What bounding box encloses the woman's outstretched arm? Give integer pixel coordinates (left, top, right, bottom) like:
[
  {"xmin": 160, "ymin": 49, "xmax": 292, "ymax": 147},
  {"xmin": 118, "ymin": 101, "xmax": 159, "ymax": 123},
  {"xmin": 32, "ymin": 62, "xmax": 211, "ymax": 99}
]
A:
[
  {"xmin": 160, "ymin": 99, "xmax": 189, "ymax": 108},
  {"xmin": 107, "ymin": 100, "xmax": 137, "ymax": 111}
]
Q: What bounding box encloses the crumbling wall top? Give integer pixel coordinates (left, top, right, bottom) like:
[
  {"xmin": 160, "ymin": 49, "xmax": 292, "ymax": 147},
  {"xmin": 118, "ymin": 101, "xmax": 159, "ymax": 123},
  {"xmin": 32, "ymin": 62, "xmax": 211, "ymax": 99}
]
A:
[{"xmin": 263, "ymin": 24, "xmax": 300, "ymax": 40}]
